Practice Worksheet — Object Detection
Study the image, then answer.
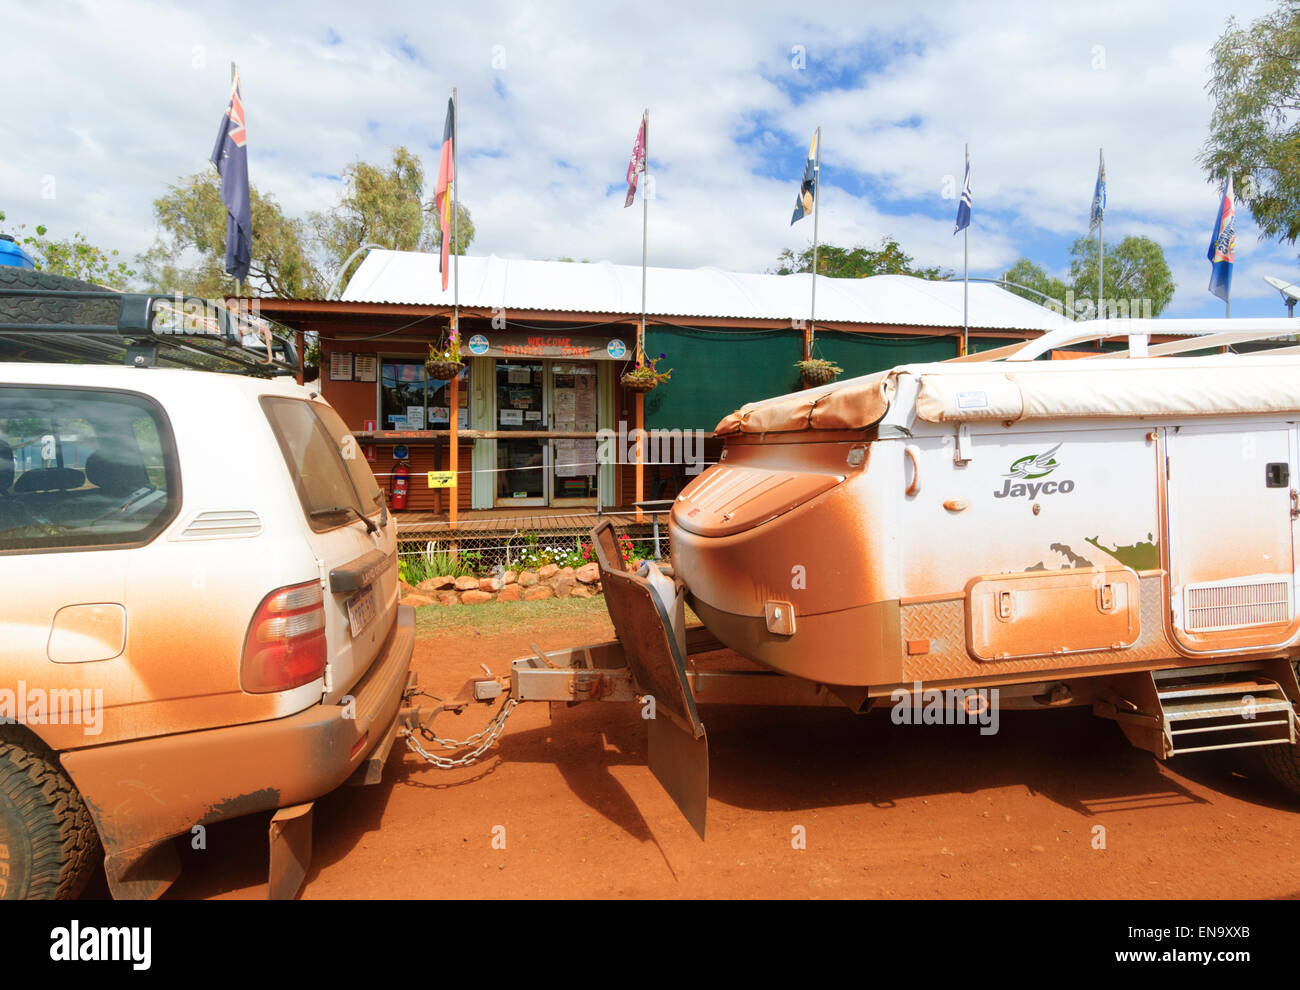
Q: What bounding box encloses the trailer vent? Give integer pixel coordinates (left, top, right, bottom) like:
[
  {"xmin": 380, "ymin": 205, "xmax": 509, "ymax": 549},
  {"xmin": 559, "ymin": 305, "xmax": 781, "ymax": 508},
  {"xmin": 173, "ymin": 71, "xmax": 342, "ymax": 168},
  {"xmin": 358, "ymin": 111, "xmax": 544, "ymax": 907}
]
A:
[{"xmin": 1184, "ymin": 579, "xmax": 1291, "ymax": 632}]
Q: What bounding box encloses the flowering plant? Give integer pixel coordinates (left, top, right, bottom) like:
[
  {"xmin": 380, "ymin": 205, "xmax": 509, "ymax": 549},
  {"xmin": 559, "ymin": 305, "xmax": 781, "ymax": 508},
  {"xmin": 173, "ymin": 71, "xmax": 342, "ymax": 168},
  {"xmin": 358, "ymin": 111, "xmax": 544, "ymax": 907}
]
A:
[{"xmin": 621, "ymin": 352, "xmax": 672, "ymax": 390}]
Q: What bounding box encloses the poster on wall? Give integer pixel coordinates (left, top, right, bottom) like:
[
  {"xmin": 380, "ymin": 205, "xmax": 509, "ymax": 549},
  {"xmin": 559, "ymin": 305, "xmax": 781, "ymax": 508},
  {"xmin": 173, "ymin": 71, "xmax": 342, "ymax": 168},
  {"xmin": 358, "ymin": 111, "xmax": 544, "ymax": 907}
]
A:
[
  {"xmin": 405, "ymin": 405, "xmax": 425, "ymax": 430},
  {"xmin": 500, "ymin": 409, "xmax": 524, "ymax": 426},
  {"xmin": 430, "ymin": 406, "xmax": 450, "ymax": 424},
  {"xmin": 353, "ymin": 354, "xmax": 378, "ymax": 382},
  {"xmin": 329, "ymin": 351, "xmax": 354, "ymax": 381}
]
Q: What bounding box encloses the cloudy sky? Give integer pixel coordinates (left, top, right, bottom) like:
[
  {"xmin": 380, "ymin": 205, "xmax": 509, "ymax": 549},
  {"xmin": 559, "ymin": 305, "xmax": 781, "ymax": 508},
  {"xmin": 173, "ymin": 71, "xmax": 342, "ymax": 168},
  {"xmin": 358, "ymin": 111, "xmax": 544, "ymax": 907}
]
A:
[{"xmin": 0, "ymin": 0, "xmax": 1290, "ymax": 318}]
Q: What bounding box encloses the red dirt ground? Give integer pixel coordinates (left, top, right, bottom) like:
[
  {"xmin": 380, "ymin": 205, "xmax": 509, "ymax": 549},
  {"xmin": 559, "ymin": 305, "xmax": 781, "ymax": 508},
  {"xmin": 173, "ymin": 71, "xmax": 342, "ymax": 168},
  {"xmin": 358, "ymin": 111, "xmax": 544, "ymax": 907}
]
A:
[{"xmin": 154, "ymin": 607, "xmax": 1300, "ymax": 900}]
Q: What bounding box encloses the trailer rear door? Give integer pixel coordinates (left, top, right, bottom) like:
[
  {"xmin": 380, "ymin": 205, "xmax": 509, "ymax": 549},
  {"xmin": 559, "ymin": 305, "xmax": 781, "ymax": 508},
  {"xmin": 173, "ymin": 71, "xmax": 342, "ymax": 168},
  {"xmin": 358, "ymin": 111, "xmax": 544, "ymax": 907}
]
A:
[{"xmin": 1165, "ymin": 422, "xmax": 1299, "ymax": 653}]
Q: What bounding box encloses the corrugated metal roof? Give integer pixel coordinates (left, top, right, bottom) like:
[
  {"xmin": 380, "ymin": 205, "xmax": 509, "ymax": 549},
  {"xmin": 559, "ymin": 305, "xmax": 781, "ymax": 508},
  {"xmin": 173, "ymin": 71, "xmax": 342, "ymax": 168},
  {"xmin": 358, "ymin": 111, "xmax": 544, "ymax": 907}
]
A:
[{"xmin": 341, "ymin": 250, "xmax": 1071, "ymax": 332}]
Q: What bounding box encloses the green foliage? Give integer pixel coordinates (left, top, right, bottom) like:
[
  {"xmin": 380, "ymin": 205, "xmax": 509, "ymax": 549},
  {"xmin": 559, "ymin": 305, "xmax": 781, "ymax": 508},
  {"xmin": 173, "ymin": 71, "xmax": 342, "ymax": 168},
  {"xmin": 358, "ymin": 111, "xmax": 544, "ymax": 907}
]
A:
[
  {"xmin": 0, "ymin": 210, "xmax": 134, "ymax": 289},
  {"xmin": 621, "ymin": 352, "xmax": 672, "ymax": 387},
  {"xmin": 998, "ymin": 257, "xmax": 1071, "ymax": 309},
  {"xmin": 1200, "ymin": 1, "xmax": 1300, "ymax": 243},
  {"xmin": 1001, "ymin": 234, "xmax": 1175, "ymax": 319},
  {"xmin": 773, "ymin": 236, "xmax": 951, "ymax": 279},
  {"xmin": 399, "ymin": 542, "xmax": 481, "ymax": 583},
  {"xmin": 138, "ymin": 147, "xmax": 475, "ymax": 300},
  {"xmin": 311, "ymin": 146, "xmax": 474, "ymax": 289},
  {"xmin": 137, "ymin": 173, "xmax": 324, "ymax": 298},
  {"xmin": 1067, "ymin": 234, "xmax": 1175, "ymax": 316}
]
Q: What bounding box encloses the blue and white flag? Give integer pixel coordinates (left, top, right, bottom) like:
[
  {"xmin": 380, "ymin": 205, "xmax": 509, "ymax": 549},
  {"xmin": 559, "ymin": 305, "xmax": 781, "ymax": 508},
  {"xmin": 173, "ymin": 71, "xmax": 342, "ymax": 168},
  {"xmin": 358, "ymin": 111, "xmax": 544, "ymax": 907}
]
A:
[
  {"xmin": 1089, "ymin": 149, "xmax": 1106, "ymax": 232},
  {"xmin": 954, "ymin": 153, "xmax": 971, "ymax": 234},
  {"xmin": 210, "ymin": 73, "xmax": 251, "ymax": 282}
]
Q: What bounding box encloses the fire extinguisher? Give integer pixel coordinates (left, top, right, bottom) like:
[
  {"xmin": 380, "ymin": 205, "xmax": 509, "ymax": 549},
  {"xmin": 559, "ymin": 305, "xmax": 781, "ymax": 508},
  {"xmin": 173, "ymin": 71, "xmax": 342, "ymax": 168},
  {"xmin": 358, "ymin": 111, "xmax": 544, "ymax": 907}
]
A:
[{"xmin": 390, "ymin": 444, "xmax": 410, "ymax": 511}]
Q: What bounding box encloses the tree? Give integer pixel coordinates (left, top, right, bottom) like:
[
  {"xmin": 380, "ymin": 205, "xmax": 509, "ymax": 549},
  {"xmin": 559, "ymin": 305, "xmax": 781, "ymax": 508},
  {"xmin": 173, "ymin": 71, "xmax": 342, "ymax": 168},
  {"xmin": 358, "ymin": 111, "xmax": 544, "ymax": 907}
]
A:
[
  {"xmin": 1068, "ymin": 234, "xmax": 1175, "ymax": 316},
  {"xmin": 0, "ymin": 210, "xmax": 135, "ymax": 289},
  {"xmin": 1002, "ymin": 235, "xmax": 1175, "ymax": 319},
  {"xmin": 138, "ymin": 173, "xmax": 323, "ymax": 298},
  {"xmin": 772, "ymin": 236, "xmax": 950, "ymax": 279},
  {"xmin": 311, "ymin": 146, "xmax": 474, "ymax": 290},
  {"xmin": 1200, "ymin": 1, "xmax": 1300, "ymax": 243},
  {"xmin": 998, "ymin": 258, "xmax": 1070, "ymax": 309}
]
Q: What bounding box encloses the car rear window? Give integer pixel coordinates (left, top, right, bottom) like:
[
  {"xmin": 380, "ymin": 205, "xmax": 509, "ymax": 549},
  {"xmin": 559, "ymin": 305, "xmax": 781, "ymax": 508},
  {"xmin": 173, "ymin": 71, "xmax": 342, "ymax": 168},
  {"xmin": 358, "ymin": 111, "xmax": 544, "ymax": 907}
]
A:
[
  {"xmin": 0, "ymin": 385, "xmax": 180, "ymax": 553},
  {"xmin": 262, "ymin": 397, "xmax": 379, "ymax": 532}
]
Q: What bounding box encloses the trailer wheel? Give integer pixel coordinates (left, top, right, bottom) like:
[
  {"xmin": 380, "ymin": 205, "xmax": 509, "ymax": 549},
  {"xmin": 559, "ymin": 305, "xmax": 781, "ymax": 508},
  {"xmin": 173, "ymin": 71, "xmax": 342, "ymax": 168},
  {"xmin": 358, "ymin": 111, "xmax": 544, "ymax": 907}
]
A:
[
  {"xmin": 1262, "ymin": 662, "xmax": 1300, "ymax": 799},
  {"xmin": 1262, "ymin": 742, "xmax": 1300, "ymax": 797},
  {"xmin": 0, "ymin": 727, "xmax": 101, "ymax": 899}
]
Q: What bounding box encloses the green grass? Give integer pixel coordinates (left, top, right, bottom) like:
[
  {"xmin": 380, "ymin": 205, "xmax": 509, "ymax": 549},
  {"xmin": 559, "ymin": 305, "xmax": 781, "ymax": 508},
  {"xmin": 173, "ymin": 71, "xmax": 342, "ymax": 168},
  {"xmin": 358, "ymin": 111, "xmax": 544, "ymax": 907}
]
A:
[{"xmin": 412, "ymin": 594, "xmax": 613, "ymax": 635}]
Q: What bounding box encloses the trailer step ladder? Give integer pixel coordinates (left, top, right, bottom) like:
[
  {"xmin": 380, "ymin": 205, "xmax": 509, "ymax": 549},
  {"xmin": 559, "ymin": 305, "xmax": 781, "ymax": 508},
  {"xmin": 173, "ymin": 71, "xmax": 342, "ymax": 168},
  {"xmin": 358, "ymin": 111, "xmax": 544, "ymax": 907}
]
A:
[{"xmin": 1100, "ymin": 662, "xmax": 1299, "ymax": 759}]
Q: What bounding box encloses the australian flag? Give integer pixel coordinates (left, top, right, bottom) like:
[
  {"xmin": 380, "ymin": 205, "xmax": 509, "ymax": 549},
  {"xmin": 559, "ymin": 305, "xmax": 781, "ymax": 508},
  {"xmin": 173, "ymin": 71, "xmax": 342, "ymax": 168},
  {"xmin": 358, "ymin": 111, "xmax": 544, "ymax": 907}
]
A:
[
  {"xmin": 954, "ymin": 153, "xmax": 971, "ymax": 234},
  {"xmin": 210, "ymin": 74, "xmax": 251, "ymax": 282},
  {"xmin": 1207, "ymin": 176, "xmax": 1236, "ymax": 303}
]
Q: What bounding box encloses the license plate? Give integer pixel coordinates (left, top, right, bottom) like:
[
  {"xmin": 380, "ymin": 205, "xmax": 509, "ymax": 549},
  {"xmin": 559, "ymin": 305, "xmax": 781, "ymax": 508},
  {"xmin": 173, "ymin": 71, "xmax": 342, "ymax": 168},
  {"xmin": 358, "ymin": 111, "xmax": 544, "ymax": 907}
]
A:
[{"xmin": 346, "ymin": 585, "xmax": 377, "ymax": 637}]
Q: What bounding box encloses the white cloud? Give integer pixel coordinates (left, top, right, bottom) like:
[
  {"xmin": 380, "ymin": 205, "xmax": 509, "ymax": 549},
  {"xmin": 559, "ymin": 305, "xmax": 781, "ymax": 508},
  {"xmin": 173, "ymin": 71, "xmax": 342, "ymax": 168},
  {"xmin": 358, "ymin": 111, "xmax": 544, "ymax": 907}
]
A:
[{"xmin": 0, "ymin": 0, "xmax": 1290, "ymax": 316}]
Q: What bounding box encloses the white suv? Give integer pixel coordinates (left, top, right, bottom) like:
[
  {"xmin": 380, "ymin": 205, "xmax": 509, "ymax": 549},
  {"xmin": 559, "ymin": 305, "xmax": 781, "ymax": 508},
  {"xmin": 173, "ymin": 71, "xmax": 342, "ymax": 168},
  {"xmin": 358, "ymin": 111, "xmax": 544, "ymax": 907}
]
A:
[{"xmin": 0, "ymin": 361, "xmax": 413, "ymax": 899}]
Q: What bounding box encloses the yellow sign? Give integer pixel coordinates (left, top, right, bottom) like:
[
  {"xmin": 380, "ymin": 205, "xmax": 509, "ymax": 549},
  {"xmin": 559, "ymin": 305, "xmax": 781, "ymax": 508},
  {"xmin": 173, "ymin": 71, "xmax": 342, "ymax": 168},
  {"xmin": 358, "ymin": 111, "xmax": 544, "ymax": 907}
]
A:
[{"xmin": 427, "ymin": 471, "xmax": 457, "ymax": 488}]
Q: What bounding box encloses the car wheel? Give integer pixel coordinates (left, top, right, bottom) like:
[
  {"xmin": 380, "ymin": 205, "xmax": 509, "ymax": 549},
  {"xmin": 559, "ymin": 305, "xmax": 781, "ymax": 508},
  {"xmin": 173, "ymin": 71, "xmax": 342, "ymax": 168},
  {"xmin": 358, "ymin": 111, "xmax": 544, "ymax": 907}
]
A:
[{"xmin": 0, "ymin": 727, "xmax": 101, "ymax": 899}]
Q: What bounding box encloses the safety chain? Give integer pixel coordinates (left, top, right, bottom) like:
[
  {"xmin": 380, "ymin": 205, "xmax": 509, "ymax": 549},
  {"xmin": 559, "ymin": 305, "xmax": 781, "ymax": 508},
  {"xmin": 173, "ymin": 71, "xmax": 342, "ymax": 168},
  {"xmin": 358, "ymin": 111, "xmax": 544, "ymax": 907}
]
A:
[{"xmin": 405, "ymin": 694, "xmax": 519, "ymax": 769}]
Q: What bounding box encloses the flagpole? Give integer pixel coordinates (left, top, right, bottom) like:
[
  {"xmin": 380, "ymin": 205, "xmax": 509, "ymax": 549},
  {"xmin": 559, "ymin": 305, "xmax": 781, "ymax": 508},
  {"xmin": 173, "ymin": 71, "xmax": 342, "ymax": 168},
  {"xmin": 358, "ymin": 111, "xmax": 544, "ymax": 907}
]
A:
[
  {"xmin": 639, "ymin": 108, "xmax": 648, "ymax": 361},
  {"xmin": 635, "ymin": 108, "xmax": 649, "ymax": 522},
  {"xmin": 1224, "ymin": 176, "xmax": 1231, "ymax": 319},
  {"xmin": 231, "ymin": 61, "xmax": 242, "ymax": 299},
  {"xmin": 807, "ymin": 125, "xmax": 822, "ymax": 361},
  {"xmin": 1097, "ymin": 148, "xmax": 1104, "ymax": 320},
  {"xmin": 452, "ymin": 87, "xmax": 460, "ymax": 335},
  {"xmin": 450, "ymin": 87, "xmax": 460, "ymax": 531},
  {"xmin": 962, "ymin": 142, "xmax": 969, "ymax": 356},
  {"xmin": 1098, "ymin": 213, "xmax": 1104, "ymax": 320}
]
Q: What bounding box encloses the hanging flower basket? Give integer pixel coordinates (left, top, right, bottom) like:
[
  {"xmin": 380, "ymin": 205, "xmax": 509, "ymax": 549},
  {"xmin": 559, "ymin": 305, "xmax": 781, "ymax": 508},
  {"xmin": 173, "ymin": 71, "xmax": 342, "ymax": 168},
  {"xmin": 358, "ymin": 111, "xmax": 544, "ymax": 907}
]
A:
[
  {"xmin": 796, "ymin": 358, "xmax": 842, "ymax": 387},
  {"xmin": 425, "ymin": 358, "xmax": 466, "ymax": 381},
  {"xmin": 620, "ymin": 353, "xmax": 672, "ymax": 393},
  {"xmin": 620, "ymin": 372, "xmax": 660, "ymax": 393}
]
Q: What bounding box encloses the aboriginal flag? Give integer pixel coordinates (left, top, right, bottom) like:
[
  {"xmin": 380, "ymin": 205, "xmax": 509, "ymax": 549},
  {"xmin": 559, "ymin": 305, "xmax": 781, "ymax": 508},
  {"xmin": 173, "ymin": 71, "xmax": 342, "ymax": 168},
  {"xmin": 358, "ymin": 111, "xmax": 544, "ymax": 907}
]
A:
[{"xmin": 435, "ymin": 98, "xmax": 455, "ymax": 291}]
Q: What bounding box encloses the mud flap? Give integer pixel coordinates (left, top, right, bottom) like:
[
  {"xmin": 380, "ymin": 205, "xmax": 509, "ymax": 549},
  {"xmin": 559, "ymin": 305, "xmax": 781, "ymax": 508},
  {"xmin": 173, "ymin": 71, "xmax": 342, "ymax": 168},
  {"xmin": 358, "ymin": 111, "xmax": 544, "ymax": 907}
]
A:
[
  {"xmin": 591, "ymin": 521, "xmax": 709, "ymax": 838},
  {"xmin": 268, "ymin": 802, "xmax": 313, "ymax": 900},
  {"xmin": 647, "ymin": 715, "xmax": 709, "ymax": 839}
]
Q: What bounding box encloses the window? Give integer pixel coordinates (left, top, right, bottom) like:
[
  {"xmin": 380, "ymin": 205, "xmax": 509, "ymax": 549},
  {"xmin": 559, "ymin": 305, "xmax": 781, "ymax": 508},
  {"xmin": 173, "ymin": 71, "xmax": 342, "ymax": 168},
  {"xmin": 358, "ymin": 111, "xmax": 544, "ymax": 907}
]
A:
[
  {"xmin": 0, "ymin": 386, "xmax": 179, "ymax": 553},
  {"xmin": 380, "ymin": 359, "xmax": 469, "ymax": 430},
  {"xmin": 262, "ymin": 397, "xmax": 376, "ymax": 532}
]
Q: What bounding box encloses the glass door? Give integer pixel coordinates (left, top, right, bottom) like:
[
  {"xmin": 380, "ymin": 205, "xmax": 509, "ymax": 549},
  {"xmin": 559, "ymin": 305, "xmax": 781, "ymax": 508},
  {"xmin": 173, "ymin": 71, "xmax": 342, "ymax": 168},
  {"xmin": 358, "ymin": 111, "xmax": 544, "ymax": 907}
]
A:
[
  {"xmin": 494, "ymin": 359, "xmax": 547, "ymax": 507},
  {"xmin": 549, "ymin": 361, "xmax": 599, "ymax": 506}
]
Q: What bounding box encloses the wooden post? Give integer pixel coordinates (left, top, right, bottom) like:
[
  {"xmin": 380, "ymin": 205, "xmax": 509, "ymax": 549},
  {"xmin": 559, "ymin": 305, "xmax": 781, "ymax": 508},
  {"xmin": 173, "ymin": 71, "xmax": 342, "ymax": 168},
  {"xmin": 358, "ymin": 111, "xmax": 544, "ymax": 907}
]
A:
[
  {"xmin": 635, "ymin": 391, "xmax": 644, "ymax": 522},
  {"xmin": 449, "ymin": 358, "xmax": 459, "ymax": 530}
]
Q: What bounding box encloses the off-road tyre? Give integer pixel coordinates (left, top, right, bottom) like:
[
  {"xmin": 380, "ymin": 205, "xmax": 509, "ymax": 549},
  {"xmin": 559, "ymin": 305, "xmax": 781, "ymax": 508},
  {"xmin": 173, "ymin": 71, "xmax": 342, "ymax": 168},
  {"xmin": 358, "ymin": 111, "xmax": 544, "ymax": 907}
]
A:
[
  {"xmin": 0, "ymin": 727, "xmax": 101, "ymax": 899},
  {"xmin": 1262, "ymin": 661, "xmax": 1300, "ymax": 798}
]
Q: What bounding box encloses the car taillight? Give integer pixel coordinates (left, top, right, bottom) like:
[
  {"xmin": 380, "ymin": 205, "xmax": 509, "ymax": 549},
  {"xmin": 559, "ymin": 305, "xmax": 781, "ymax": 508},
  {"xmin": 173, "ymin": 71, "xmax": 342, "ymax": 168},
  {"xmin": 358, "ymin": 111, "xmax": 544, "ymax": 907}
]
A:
[{"xmin": 241, "ymin": 580, "xmax": 327, "ymax": 694}]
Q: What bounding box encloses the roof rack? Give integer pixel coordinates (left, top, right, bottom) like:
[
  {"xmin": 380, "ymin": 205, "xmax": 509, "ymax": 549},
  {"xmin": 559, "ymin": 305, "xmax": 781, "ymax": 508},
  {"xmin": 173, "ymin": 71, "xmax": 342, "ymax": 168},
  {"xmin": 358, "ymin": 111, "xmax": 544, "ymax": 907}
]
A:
[
  {"xmin": 0, "ymin": 285, "xmax": 302, "ymax": 378},
  {"xmin": 1003, "ymin": 317, "xmax": 1300, "ymax": 362}
]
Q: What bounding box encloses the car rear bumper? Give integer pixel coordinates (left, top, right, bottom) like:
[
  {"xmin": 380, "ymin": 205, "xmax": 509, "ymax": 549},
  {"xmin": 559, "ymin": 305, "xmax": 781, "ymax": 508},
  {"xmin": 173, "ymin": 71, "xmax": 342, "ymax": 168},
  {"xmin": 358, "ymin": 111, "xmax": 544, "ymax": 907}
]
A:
[{"xmin": 61, "ymin": 605, "xmax": 416, "ymax": 879}]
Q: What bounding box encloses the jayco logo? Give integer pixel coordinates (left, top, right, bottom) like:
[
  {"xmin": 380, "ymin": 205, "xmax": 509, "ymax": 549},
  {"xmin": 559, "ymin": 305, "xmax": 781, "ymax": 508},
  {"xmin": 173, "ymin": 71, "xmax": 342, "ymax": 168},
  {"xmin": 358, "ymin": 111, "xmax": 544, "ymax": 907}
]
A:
[{"xmin": 993, "ymin": 443, "xmax": 1075, "ymax": 498}]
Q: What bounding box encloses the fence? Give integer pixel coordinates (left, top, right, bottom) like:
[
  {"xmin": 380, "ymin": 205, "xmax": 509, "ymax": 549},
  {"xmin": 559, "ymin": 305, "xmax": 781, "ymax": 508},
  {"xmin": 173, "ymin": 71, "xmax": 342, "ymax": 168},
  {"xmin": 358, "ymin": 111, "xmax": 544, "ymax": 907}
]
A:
[{"xmin": 395, "ymin": 511, "xmax": 670, "ymax": 587}]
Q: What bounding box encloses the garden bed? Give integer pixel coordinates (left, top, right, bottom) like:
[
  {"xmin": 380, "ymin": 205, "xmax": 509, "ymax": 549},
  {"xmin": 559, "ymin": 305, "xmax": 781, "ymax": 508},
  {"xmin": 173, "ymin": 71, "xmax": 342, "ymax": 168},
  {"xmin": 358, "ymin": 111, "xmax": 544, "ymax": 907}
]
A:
[{"xmin": 398, "ymin": 531, "xmax": 668, "ymax": 606}]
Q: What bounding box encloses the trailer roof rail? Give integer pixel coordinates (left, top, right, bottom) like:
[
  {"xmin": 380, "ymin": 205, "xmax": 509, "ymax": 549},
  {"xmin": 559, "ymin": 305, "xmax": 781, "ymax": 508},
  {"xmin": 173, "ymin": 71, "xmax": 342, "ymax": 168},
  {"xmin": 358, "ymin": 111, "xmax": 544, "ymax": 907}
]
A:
[
  {"xmin": 1003, "ymin": 317, "xmax": 1300, "ymax": 362},
  {"xmin": 0, "ymin": 282, "xmax": 302, "ymax": 378}
]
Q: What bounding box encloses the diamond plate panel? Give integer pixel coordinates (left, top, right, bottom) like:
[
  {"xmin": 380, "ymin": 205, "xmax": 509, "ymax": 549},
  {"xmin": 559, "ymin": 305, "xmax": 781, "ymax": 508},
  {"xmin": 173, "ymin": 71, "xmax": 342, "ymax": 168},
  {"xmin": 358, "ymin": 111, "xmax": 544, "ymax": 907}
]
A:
[{"xmin": 901, "ymin": 573, "xmax": 1175, "ymax": 682}]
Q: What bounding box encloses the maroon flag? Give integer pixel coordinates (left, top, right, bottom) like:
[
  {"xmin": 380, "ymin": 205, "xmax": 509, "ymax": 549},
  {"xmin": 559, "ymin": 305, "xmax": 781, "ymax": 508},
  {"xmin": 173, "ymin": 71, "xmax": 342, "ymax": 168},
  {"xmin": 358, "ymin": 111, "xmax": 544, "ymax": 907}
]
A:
[{"xmin": 623, "ymin": 113, "xmax": 646, "ymax": 208}]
